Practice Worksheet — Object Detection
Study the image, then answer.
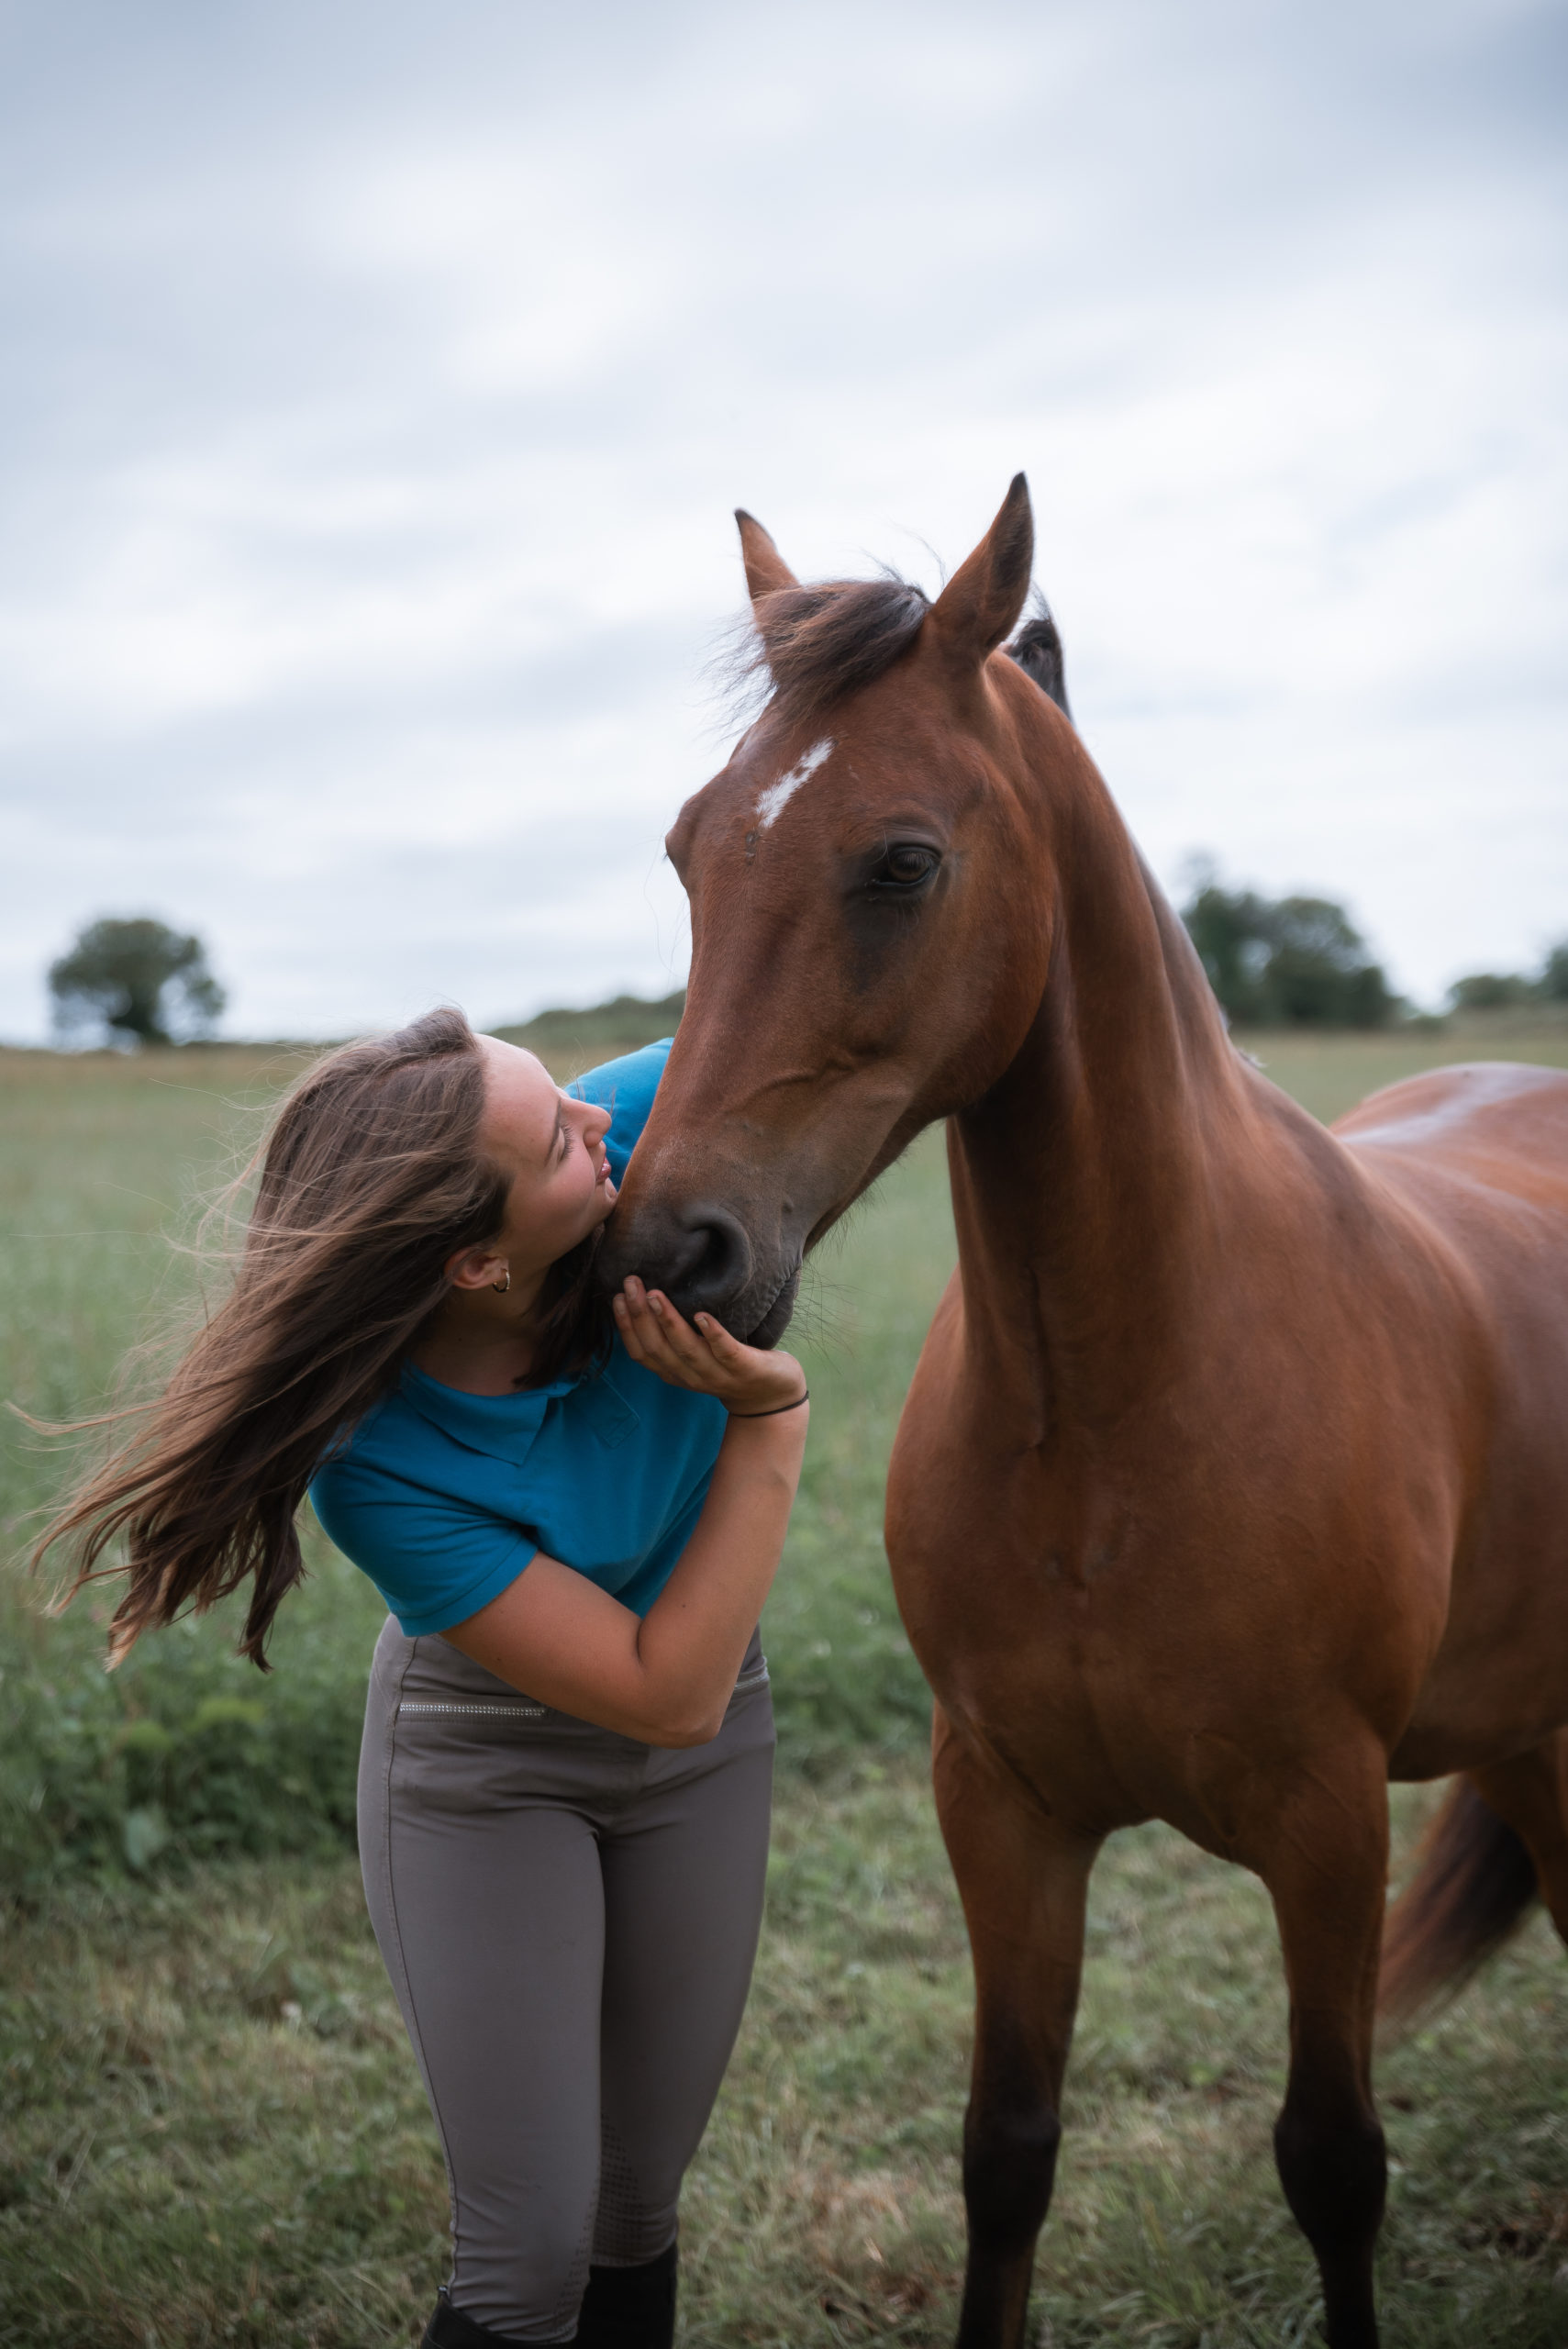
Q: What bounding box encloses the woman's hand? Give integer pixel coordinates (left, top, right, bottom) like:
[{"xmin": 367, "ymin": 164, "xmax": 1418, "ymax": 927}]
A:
[{"xmin": 612, "ymin": 1276, "xmax": 806, "ymax": 1417}]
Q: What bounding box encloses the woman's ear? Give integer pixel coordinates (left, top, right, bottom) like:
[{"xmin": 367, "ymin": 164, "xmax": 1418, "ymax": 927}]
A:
[{"xmin": 446, "ymin": 1243, "xmax": 509, "ymax": 1292}]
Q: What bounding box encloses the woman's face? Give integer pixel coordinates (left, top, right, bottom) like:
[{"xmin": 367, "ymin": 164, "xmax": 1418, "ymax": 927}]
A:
[{"xmin": 475, "ymin": 1037, "xmax": 617, "ymax": 1279}]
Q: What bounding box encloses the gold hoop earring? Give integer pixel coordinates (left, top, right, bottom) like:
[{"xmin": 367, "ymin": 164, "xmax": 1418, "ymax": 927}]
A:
[{"xmin": 492, "ymin": 1268, "xmax": 511, "ymax": 1294}]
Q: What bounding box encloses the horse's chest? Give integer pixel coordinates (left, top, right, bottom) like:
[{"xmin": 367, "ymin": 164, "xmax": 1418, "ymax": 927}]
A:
[{"xmin": 887, "ymin": 1431, "xmax": 1137, "ymax": 1709}]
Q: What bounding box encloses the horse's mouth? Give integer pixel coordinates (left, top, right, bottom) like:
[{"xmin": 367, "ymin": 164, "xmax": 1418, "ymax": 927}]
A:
[{"xmin": 745, "ymin": 1264, "xmax": 801, "ymax": 1350}]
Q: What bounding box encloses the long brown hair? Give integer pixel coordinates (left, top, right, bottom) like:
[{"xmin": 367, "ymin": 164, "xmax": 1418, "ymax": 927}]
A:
[{"xmin": 32, "ymin": 1008, "xmax": 608, "ymax": 1667}]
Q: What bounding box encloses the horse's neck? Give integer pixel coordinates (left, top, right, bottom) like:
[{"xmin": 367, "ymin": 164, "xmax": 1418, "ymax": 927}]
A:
[{"xmin": 948, "ymin": 774, "xmax": 1249, "ymax": 1435}]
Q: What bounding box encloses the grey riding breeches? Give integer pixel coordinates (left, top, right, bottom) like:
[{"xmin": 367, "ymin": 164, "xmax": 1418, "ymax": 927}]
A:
[{"xmin": 358, "ymin": 1614, "xmax": 775, "ymax": 2344}]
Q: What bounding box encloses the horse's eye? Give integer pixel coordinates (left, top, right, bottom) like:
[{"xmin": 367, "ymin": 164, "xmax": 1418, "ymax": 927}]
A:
[{"xmin": 872, "ymin": 844, "xmax": 940, "ymax": 891}]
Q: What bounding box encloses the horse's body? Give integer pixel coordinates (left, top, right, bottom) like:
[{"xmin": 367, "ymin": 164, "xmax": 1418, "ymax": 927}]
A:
[
  {"xmin": 598, "ymin": 480, "xmax": 1568, "ymax": 2347},
  {"xmin": 903, "ymin": 1052, "xmax": 1568, "ymax": 1833}
]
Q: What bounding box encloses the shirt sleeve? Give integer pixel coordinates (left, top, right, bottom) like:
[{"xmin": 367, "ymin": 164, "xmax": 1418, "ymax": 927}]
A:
[
  {"xmin": 567, "ymin": 1038, "xmax": 673, "ymax": 1184},
  {"xmin": 309, "ymin": 1464, "xmax": 539, "ymax": 1638}
]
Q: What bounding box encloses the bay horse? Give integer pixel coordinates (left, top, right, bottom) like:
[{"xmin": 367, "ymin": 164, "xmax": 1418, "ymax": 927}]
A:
[{"xmin": 596, "ymin": 477, "xmax": 1568, "ymax": 2348}]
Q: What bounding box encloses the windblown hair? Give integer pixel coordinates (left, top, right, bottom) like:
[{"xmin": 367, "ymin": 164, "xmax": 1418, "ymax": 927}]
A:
[
  {"xmin": 31, "ymin": 1008, "xmax": 608, "ymax": 1668},
  {"xmin": 741, "ymin": 575, "xmax": 931, "ymax": 731}
]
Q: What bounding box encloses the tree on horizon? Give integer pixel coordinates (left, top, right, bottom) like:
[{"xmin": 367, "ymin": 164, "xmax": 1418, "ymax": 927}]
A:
[
  {"xmin": 49, "ymin": 917, "xmax": 227, "ymax": 1048},
  {"xmin": 1180, "ymin": 866, "xmax": 1396, "ymax": 1029}
]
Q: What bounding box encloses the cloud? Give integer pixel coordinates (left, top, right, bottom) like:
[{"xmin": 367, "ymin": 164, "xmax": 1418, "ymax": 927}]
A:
[{"xmin": 1, "ymin": 0, "xmax": 1564, "ymax": 1038}]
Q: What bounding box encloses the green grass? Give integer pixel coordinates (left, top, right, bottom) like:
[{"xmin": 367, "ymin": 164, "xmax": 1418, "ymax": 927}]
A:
[
  {"xmin": 4, "ymin": 1788, "xmax": 1567, "ymax": 2345},
  {"xmin": 0, "ymin": 1047, "xmax": 384, "ymax": 1892},
  {"xmin": 4, "ymin": 1023, "xmax": 1568, "ymax": 2343}
]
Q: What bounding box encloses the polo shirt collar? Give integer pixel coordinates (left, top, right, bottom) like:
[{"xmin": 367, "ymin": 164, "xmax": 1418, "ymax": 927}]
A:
[{"xmin": 399, "ymin": 1356, "xmax": 641, "ymax": 1463}]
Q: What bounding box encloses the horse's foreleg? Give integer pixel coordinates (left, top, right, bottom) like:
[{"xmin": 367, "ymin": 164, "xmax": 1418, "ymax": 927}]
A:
[
  {"xmin": 1262, "ymin": 1752, "xmax": 1390, "ymax": 2349},
  {"xmin": 933, "ymin": 1705, "xmax": 1099, "ymax": 2349}
]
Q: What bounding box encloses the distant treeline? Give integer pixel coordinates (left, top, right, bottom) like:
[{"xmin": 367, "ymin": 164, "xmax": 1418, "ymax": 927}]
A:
[
  {"xmin": 495, "ymin": 889, "xmax": 1565, "ymax": 1052},
  {"xmin": 1447, "ymin": 947, "xmax": 1568, "ymax": 1013},
  {"xmin": 495, "ymin": 885, "xmax": 1409, "ymax": 1050},
  {"xmin": 494, "ymin": 892, "xmax": 1568, "ymax": 1050},
  {"xmin": 1182, "ymin": 871, "xmax": 1568, "ymax": 1030},
  {"xmin": 43, "ymin": 898, "xmax": 1567, "ymax": 1060}
]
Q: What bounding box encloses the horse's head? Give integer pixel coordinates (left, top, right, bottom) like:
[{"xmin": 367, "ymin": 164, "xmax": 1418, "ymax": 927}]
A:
[{"xmin": 599, "ymin": 475, "xmax": 1084, "ymax": 1342}]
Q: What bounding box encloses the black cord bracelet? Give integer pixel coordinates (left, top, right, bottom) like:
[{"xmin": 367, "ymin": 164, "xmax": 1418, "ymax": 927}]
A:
[{"xmin": 728, "ymin": 1387, "xmax": 809, "ymax": 1419}]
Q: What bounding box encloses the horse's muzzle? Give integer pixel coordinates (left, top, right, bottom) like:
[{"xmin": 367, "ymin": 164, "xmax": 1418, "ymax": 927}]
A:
[{"xmin": 597, "ymin": 1197, "xmax": 801, "ymax": 1348}]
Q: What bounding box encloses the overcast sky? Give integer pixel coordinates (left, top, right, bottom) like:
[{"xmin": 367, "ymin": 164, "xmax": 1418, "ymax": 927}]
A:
[{"xmin": 2, "ymin": 0, "xmax": 1563, "ymax": 1040}]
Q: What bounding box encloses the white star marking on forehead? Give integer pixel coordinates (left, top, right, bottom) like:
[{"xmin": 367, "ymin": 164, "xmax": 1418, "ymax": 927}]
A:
[{"xmin": 755, "ymin": 737, "xmax": 835, "ymax": 831}]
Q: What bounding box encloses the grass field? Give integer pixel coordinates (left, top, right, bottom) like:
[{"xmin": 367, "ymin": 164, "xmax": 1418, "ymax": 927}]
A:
[{"xmin": 4, "ymin": 1024, "xmax": 1568, "ymax": 2346}]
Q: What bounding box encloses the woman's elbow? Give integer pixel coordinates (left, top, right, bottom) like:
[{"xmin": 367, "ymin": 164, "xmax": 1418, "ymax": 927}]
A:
[{"xmin": 647, "ymin": 1708, "xmax": 726, "ymax": 1750}]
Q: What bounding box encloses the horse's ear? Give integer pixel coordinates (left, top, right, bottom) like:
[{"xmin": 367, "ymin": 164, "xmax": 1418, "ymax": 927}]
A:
[
  {"xmin": 735, "ymin": 509, "xmax": 799, "ymax": 604},
  {"xmin": 929, "ymin": 473, "xmax": 1034, "ymax": 668},
  {"xmin": 1006, "ymin": 596, "xmax": 1072, "ymax": 719}
]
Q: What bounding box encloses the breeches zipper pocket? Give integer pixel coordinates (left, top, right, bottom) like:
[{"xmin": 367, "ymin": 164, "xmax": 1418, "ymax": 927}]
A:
[{"xmin": 397, "ymin": 1699, "xmax": 548, "ymax": 1720}]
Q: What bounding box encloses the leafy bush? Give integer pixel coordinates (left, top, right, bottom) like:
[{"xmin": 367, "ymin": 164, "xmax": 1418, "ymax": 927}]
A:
[
  {"xmin": 1449, "ymin": 972, "xmax": 1535, "ymax": 1011},
  {"xmin": 1540, "ymin": 942, "xmax": 1568, "ymax": 1001},
  {"xmin": 1180, "ymin": 872, "xmax": 1396, "ymax": 1028},
  {"xmin": 0, "ymin": 1530, "xmax": 384, "ymax": 1895},
  {"xmin": 1447, "ymin": 941, "xmax": 1568, "ymax": 1011}
]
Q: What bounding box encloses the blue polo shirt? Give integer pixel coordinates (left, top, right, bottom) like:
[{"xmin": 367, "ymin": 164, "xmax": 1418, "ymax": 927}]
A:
[{"xmin": 309, "ymin": 1039, "xmax": 727, "ymax": 1636}]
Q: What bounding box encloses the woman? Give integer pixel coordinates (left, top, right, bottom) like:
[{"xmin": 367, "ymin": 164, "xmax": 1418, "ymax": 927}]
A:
[{"xmin": 39, "ymin": 1008, "xmax": 808, "ymax": 2348}]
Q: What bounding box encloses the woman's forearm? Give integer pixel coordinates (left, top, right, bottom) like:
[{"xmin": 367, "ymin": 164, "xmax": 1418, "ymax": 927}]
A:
[
  {"xmin": 629, "ymin": 1408, "xmax": 808, "ymax": 1741},
  {"xmin": 441, "ymin": 1401, "xmax": 807, "ymax": 1745}
]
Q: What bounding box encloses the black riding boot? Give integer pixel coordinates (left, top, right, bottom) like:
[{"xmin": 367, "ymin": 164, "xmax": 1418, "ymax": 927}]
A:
[
  {"xmin": 573, "ymin": 2242, "xmax": 678, "ymax": 2349},
  {"xmin": 421, "ymin": 2286, "xmax": 570, "ymax": 2347}
]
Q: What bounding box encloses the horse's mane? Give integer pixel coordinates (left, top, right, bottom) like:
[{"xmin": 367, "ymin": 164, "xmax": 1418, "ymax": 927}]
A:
[{"xmin": 740, "ymin": 575, "xmax": 1071, "ymax": 731}]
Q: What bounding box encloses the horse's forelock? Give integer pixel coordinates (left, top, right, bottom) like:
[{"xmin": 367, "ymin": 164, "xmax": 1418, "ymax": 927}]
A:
[
  {"xmin": 736, "ymin": 575, "xmax": 932, "ymax": 732},
  {"xmin": 727, "ymin": 571, "xmax": 1068, "ymax": 736}
]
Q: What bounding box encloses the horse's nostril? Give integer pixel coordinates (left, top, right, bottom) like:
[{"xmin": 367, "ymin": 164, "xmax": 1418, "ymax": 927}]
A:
[
  {"xmin": 599, "ymin": 1196, "xmax": 765, "ymax": 1329},
  {"xmin": 671, "ymin": 1206, "xmax": 753, "ymax": 1318}
]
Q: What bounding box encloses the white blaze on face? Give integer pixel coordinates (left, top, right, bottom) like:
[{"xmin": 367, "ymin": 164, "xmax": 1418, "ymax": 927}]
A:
[{"xmin": 755, "ymin": 737, "xmax": 834, "ymax": 831}]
